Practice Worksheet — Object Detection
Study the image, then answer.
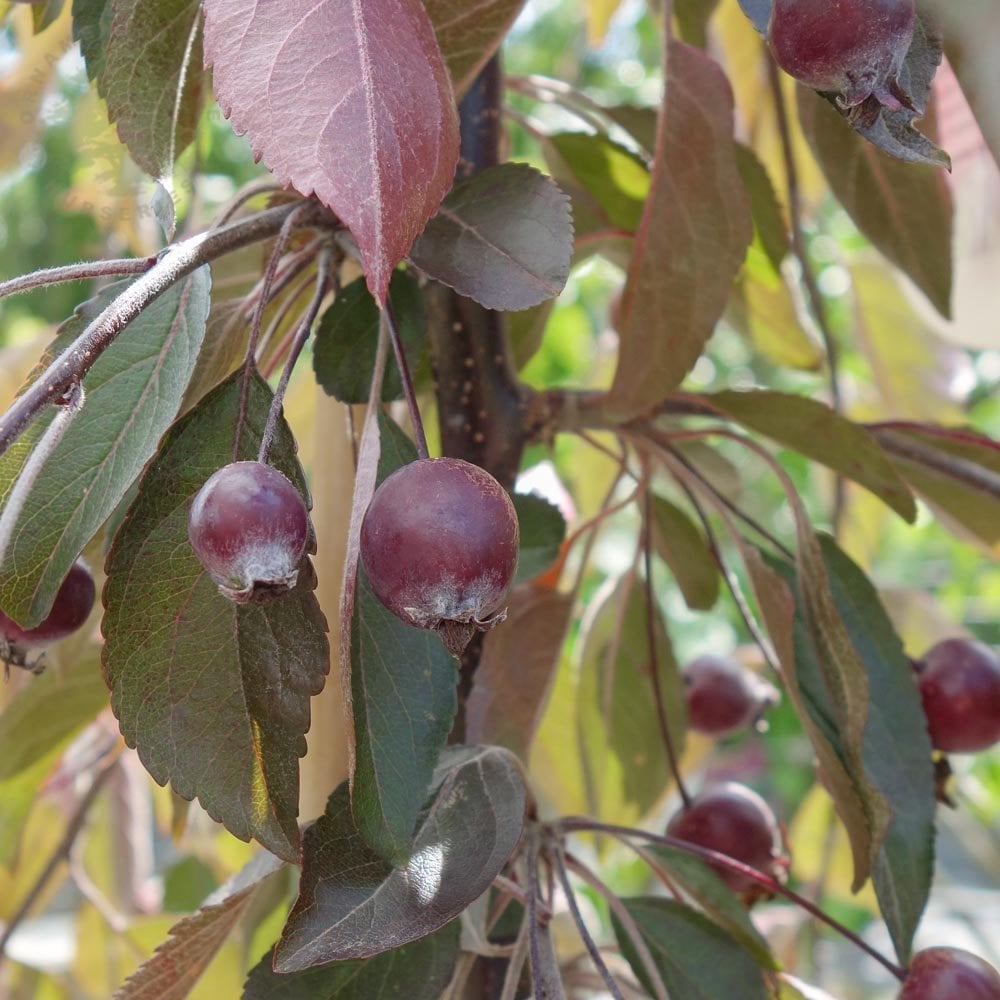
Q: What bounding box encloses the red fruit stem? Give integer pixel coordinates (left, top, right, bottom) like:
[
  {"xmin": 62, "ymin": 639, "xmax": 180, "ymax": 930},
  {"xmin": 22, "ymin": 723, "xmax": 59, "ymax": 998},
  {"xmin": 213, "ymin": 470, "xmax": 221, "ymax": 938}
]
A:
[
  {"xmin": 563, "ymin": 850, "xmax": 670, "ymax": 1000},
  {"xmin": 234, "ymin": 201, "xmax": 317, "ymax": 463},
  {"xmin": 524, "ymin": 828, "xmax": 549, "ymax": 1000},
  {"xmin": 557, "ymin": 817, "xmax": 908, "ymax": 982},
  {"xmin": 0, "ymin": 255, "xmax": 159, "ymax": 302},
  {"xmin": 642, "ymin": 490, "xmax": 692, "ymax": 808},
  {"xmin": 550, "ymin": 841, "xmax": 628, "ymax": 1000},
  {"xmin": 766, "ymin": 54, "xmax": 845, "ymax": 535},
  {"xmin": 383, "ymin": 299, "xmax": 429, "ymax": 461},
  {"xmin": 258, "ymin": 249, "xmax": 333, "ymax": 464}
]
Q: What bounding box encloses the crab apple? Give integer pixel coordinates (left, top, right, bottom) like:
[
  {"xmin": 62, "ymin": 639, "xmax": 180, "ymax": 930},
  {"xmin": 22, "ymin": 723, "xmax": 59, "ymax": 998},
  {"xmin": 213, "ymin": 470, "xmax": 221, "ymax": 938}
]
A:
[
  {"xmin": 768, "ymin": 0, "xmax": 917, "ymax": 114},
  {"xmin": 360, "ymin": 458, "xmax": 519, "ymax": 656},
  {"xmin": 0, "ymin": 559, "xmax": 95, "ymax": 649},
  {"xmin": 666, "ymin": 782, "xmax": 784, "ymax": 901},
  {"xmin": 188, "ymin": 461, "xmax": 309, "ymax": 604},
  {"xmin": 683, "ymin": 654, "xmax": 780, "ymax": 737},
  {"xmin": 915, "ymin": 638, "xmax": 1000, "ymax": 754},
  {"xmin": 898, "ymin": 947, "xmax": 1000, "ymax": 1000}
]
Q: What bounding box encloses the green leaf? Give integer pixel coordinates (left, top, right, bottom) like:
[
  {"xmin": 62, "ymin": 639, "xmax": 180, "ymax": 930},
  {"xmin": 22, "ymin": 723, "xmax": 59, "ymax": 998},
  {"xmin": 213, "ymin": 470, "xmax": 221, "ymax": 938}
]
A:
[
  {"xmin": 113, "ymin": 853, "xmax": 285, "ymax": 1000},
  {"xmin": 313, "ymin": 272, "xmax": 425, "ymax": 404},
  {"xmin": 874, "ymin": 424, "xmax": 1000, "ymax": 549},
  {"xmin": 797, "ymin": 87, "xmax": 953, "ymax": 318},
  {"xmin": 72, "ymin": 0, "xmax": 113, "ymax": 82},
  {"xmin": 648, "ymin": 494, "xmax": 720, "ymax": 611},
  {"xmin": 763, "ymin": 538, "xmax": 935, "ymax": 955},
  {"xmin": 101, "ymin": 0, "xmax": 204, "ymax": 178},
  {"xmin": 614, "ymin": 897, "xmax": 769, "ymax": 1000},
  {"xmin": 274, "ymin": 746, "xmax": 526, "ymax": 971},
  {"xmin": 0, "ymin": 747, "xmax": 63, "ymax": 867},
  {"xmin": 735, "ymin": 143, "xmax": 789, "ymax": 272},
  {"xmin": 577, "ymin": 576, "xmax": 686, "ymax": 819},
  {"xmin": 645, "ymin": 845, "xmax": 777, "ymax": 968},
  {"xmin": 512, "ymin": 492, "xmax": 566, "ymax": 585},
  {"xmin": 350, "ymin": 412, "xmax": 457, "ymax": 866},
  {"xmin": 607, "ymin": 40, "xmax": 752, "ymax": 418},
  {"xmin": 243, "ymin": 921, "xmax": 460, "ymax": 999},
  {"xmin": 0, "ymin": 270, "xmax": 210, "ymax": 629},
  {"xmin": 544, "ymin": 132, "xmax": 650, "ymax": 233},
  {"xmin": 102, "ymin": 368, "xmax": 329, "ymax": 862},
  {"xmin": 815, "ymin": 537, "xmax": 935, "ymax": 963},
  {"xmin": 708, "ymin": 389, "xmax": 917, "ymax": 521},
  {"xmin": 409, "ymin": 162, "xmax": 573, "ymax": 312},
  {"xmin": 0, "ymin": 648, "xmax": 107, "ymax": 781}
]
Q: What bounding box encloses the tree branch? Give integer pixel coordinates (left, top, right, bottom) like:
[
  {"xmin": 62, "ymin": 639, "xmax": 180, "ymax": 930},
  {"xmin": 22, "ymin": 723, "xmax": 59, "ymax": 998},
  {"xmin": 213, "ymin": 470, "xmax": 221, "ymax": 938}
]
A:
[{"xmin": 0, "ymin": 200, "xmax": 331, "ymax": 460}]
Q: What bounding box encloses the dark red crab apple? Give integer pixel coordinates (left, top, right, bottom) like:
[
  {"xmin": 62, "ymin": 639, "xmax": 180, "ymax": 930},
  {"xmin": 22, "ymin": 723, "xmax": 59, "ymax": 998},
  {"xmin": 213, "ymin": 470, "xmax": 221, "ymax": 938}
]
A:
[
  {"xmin": 666, "ymin": 782, "xmax": 784, "ymax": 901},
  {"xmin": 768, "ymin": 0, "xmax": 917, "ymax": 114},
  {"xmin": 915, "ymin": 638, "xmax": 1000, "ymax": 754},
  {"xmin": 683, "ymin": 653, "xmax": 780, "ymax": 737},
  {"xmin": 360, "ymin": 457, "xmax": 519, "ymax": 655},
  {"xmin": 0, "ymin": 559, "xmax": 95, "ymax": 651},
  {"xmin": 898, "ymin": 947, "xmax": 1000, "ymax": 1000},
  {"xmin": 188, "ymin": 461, "xmax": 309, "ymax": 604}
]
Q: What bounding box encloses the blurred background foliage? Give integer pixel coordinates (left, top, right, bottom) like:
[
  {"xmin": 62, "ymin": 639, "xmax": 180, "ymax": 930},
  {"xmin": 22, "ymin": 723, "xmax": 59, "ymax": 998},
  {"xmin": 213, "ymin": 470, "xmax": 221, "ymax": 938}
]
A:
[{"xmin": 2, "ymin": 0, "xmax": 1000, "ymax": 997}]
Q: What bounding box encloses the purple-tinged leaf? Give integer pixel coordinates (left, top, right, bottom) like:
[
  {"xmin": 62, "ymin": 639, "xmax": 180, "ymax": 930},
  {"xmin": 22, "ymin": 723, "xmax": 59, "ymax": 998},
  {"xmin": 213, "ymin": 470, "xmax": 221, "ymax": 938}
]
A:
[
  {"xmin": 274, "ymin": 746, "xmax": 526, "ymax": 970},
  {"xmin": 466, "ymin": 584, "xmax": 572, "ymax": 758},
  {"xmin": 103, "ymin": 368, "xmax": 329, "ymax": 862},
  {"xmin": 607, "ymin": 41, "xmax": 752, "ymax": 418},
  {"xmin": 410, "ymin": 162, "xmax": 572, "ymax": 311},
  {"xmin": 0, "ymin": 271, "xmax": 210, "ymax": 629},
  {"xmin": 101, "ymin": 0, "xmax": 204, "ymax": 179},
  {"xmin": 798, "ymin": 87, "xmax": 953, "ymax": 318},
  {"xmin": 113, "ymin": 853, "xmax": 286, "ymax": 1000},
  {"xmin": 202, "ymin": 0, "xmax": 459, "ymax": 303},
  {"xmin": 424, "ymin": 0, "xmax": 526, "ymax": 97},
  {"xmin": 243, "ymin": 920, "xmax": 460, "ymax": 999}
]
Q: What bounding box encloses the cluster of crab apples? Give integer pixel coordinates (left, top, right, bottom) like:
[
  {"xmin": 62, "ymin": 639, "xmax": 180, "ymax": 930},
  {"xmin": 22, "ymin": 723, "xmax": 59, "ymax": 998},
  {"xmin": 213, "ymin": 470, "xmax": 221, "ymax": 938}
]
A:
[{"xmin": 4, "ymin": 453, "xmax": 1000, "ymax": 995}]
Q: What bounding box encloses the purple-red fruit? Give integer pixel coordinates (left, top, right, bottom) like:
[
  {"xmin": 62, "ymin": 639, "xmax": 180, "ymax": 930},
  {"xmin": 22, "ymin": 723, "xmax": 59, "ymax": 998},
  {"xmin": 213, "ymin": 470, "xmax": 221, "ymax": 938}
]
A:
[
  {"xmin": 360, "ymin": 458, "xmax": 519, "ymax": 655},
  {"xmin": 898, "ymin": 947, "xmax": 1000, "ymax": 1000},
  {"xmin": 0, "ymin": 559, "xmax": 95, "ymax": 648},
  {"xmin": 188, "ymin": 461, "xmax": 309, "ymax": 604},
  {"xmin": 915, "ymin": 638, "xmax": 1000, "ymax": 754},
  {"xmin": 666, "ymin": 782, "xmax": 784, "ymax": 901},
  {"xmin": 683, "ymin": 654, "xmax": 779, "ymax": 737},
  {"xmin": 768, "ymin": 0, "xmax": 917, "ymax": 113}
]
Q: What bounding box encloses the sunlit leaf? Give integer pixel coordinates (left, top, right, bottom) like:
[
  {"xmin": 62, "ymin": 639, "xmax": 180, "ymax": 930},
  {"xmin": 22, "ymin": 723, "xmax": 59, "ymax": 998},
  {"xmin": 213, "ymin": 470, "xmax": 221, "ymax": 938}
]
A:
[
  {"xmin": 608, "ymin": 40, "xmax": 752, "ymax": 417},
  {"xmin": 649, "ymin": 494, "xmax": 720, "ymax": 611},
  {"xmin": 202, "ymin": 0, "xmax": 459, "ymax": 302},
  {"xmin": 274, "ymin": 746, "xmax": 526, "ymax": 970},
  {"xmin": 0, "ymin": 271, "xmax": 210, "ymax": 628}
]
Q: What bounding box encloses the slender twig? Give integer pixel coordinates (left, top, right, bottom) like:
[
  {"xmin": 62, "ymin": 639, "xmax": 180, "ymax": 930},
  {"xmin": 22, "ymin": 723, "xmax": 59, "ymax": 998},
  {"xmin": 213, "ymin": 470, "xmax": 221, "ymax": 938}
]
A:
[
  {"xmin": 499, "ymin": 915, "xmax": 531, "ymax": 1000},
  {"xmin": 641, "ymin": 489, "xmax": 691, "ymax": 808},
  {"xmin": 558, "ymin": 817, "xmax": 908, "ymax": 982},
  {"xmin": 0, "ymin": 201, "xmax": 327, "ymax": 460},
  {"xmin": 258, "ymin": 250, "xmax": 332, "ymax": 464},
  {"xmin": 767, "ymin": 55, "xmax": 845, "ymax": 533},
  {"xmin": 0, "ymin": 257, "xmax": 158, "ymax": 301},
  {"xmin": 0, "ymin": 381, "xmax": 85, "ymax": 570},
  {"xmin": 550, "ymin": 842, "xmax": 627, "ymax": 1000},
  {"xmin": 493, "ymin": 873, "xmax": 553, "ymax": 921},
  {"xmin": 525, "ymin": 830, "xmax": 547, "ymax": 1000},
  {"xmin": 564, "ymin": 852, "xmax": 669, "ymax": 1000},
  {"xmin": 383, "ymin": 300, "xmax": 428, "ymax": 460},
  {"xmin": 0, "ymin": 751, "xmax": 121, "ymax": 964},
  {"xmin": 258, "ymin": 270, "xmax": 323, "ymax": 376},
  {"xmin": 212, "ymin": 179, "xmax": 285, "ymax": 227}
]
